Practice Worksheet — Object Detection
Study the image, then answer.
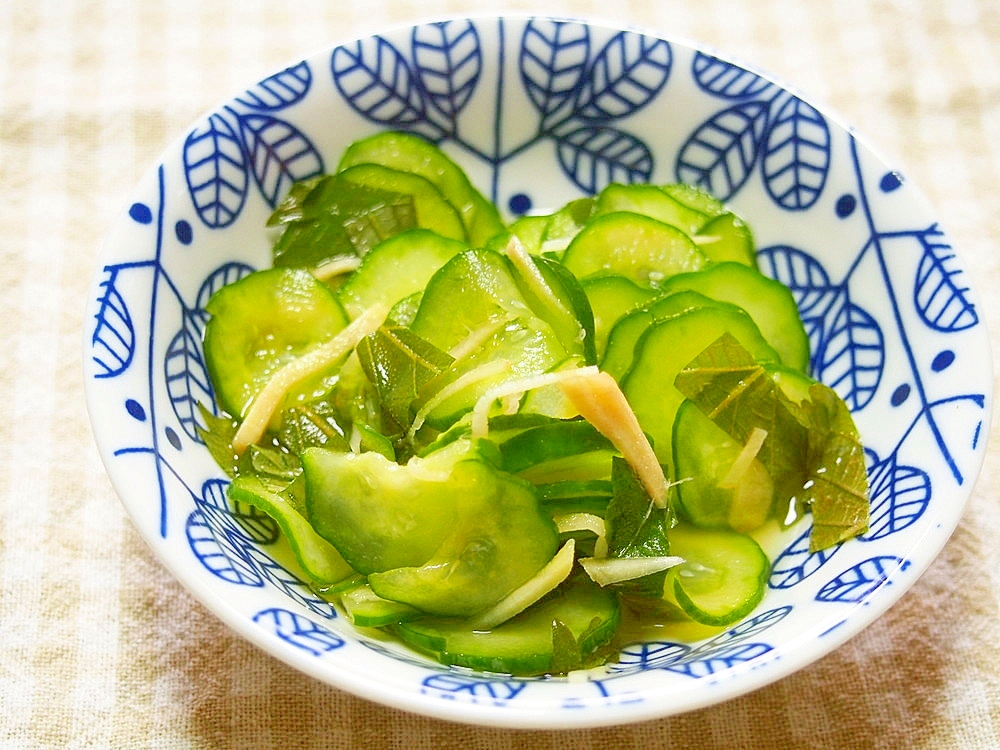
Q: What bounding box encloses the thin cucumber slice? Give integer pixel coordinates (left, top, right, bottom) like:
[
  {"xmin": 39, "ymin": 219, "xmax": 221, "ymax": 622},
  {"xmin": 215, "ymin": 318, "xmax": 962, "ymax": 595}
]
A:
[
  {"xmin": 339, "ymin": 583, "xmax": 420, "ymax": 628},
  {"xmin": 581, "ymin": 275, "xmax": 657, "ymax": 358},
  {"xmin": 337, "ymin": 131, "xmax": 503, "ymax": 246},
  {"xmin": 562, "ymin": 212, "xmax": 707, "ymax": 289},
  {"xmin": 672, "ymin": 400, "xmax": 775, "ymax": 532},
  {"xmin": 303, "ymin": 447, "xmax": 558, "ymax": 617},
  {"xmin": 656, "ymin": 263, "xmax": 810, "ymax": 371},
  {"xmin": 228, "ymin": 476, "xmax": 355, "ymax": 585},
  {"xmin": 338, "ymin": 163, "xmax": 466, "ymax": 242},
  {"xmin": 661, "ymin": 183, "xmax": 727, "ymax": 217},
  {"xmin": 695, "ymin": 212, "xmax": 756, "ymax": 267},
  {"xmin": 592, "ymin": 183, "xmax": 709, "ymax": 235},
  {"xmin": 538, "ymin": 197, "xmax": 595, "ymax": 256},
  {"xmin": 499, "ymin": 420, "xmax": 614, "ymax": 474},
  {"xmin": 204, "ymin": 268, "xmax": 350, "ymax": 419},
  {"xmin": 506, "ymin": 215, "xmax": 550, "ymax": 254},
  {"xmin": 410, "ymin": 248, "xmax": 533, "ymax": 352},
  {"xmin": 663, "ymin": 524, "xmax": 769, "ymax": 627},
  {"xmin": 600, "ymin": 290, "xmax": 728, "ymax": 382},
  {"xmin": 395, "ymin": 574, "xmax": 620, "ymax": 676},
  {"xmin": 337, "ymin": 228, "xmax": 467, "ymax": 318},
  {"xmin": 622, "ymin": 305, "xmax": 781, "ymax": 465}
]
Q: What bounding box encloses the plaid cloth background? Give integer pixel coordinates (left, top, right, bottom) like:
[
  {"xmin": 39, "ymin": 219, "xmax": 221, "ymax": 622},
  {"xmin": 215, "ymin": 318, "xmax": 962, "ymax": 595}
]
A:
[{"xmin": 1, "ymin": 0, "xmax": 998, "ymax": 747}]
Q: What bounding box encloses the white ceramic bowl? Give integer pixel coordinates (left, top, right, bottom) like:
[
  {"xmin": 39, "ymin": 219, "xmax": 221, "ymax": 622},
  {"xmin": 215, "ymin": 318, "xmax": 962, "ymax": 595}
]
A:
[{"xmin": 84, "ymin": 15, "xmax": 992, "ymax": 728}]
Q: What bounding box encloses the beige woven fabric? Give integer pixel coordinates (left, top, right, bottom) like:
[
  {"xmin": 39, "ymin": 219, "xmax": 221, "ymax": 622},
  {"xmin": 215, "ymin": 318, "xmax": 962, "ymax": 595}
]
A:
[{"xmin": 2, "ymin": 0, "xmax": 999, "ymax": 747}]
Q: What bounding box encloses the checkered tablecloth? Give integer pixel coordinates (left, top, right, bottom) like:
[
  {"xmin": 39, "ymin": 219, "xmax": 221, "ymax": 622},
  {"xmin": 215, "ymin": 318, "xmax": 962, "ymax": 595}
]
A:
[{"xmin": 2, "ymin": 1, "xmax": 999, "ymax": 747}]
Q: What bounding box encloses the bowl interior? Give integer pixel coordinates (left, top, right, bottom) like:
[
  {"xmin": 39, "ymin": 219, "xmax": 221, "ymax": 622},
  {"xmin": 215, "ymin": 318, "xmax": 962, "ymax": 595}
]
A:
[{"xmin": 84, "ymin": 15, "xmax": 992, "ymax": 728}]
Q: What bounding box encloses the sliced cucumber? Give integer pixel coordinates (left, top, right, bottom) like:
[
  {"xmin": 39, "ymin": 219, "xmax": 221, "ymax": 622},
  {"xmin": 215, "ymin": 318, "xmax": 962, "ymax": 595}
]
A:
[
  {"xmin": 592, "ymin": 183, "xmax": 709, "ymax": 235},
  {"xmin": 660, "ymin": 183, "xmax": 727, "ymax": 217},
  {"xmin": 337, "ymin": 131, "xmax": 503, "ymax": 246},
  {"xmin": 672, "ymin": 400, "xmax": 774, "ymax": 532},
  {"xmin": 303, "ymin": 446, "xmax": 558, "ymax": 617},
  {"xmin": 228, "ymin": 475, "xmax": 355, "ymax": 585},
  {"xmin": 601, "ymin": 290, "xmax": 728, "ymax": 381},
  {"xmin": 562, "ymin": 212, "xmax": 707, "ymax": 289},
  {"xmin": 395, "ymin": 574, "xmax": 620, "ymax": 675},
  {"xmin": 204, "ymin": 268, "xmax": 350, "ymax": 419},
  {"xmin": 499, "ymin": 420, "xmax": 614, "ymax": 474},
  {"xmin": 663, "ymin": 524, "xmax": 769, "ymax": 627},
  {"xmin": 581, "ymin": 275, "xmax": 657, "ymax": 358},
  {"xmin": 339, "ymin": 582, "xmax": 420, "ymax": 628},
  {"xmin": 656, "ymin": 263, "xmax": 809, "ymax": 371},
  {"xmin": 410, "ymin": 248, "xmax": 533, "ymax": 352},
  {"xmin": 337, "ymin": 228, "xmax": 467, "ymax": 318},
  {"xmin": 695, "ymin": 212, "xmax": 756, "ymax": 267},
  {"xmin": 338, "ymin": 163, "xmax": 466, "ymax": 242},
  {"xmin": 622, "ymin": 305, "xmax": 781, "ymax": 465}
]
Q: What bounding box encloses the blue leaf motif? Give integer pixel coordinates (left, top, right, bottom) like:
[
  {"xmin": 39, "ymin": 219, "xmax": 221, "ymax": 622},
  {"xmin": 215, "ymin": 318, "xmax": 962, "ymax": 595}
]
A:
[
  {"xmin": 862, "ymin": 453, "xmax": 931, "ymax": 541},
  {"xmin": 236, "ymin": 61, "xmax": 312, "ymax": 111},
  {"xmin": 556, "ymin": 125, "xmax": 653, "ymax": 193},
  {"xmin": 422, "ymin": 674, "xmax": 527, "ymax": 700},
  {"xmin": 244, "ymin": 544, "xmax": 336, "ymax": 618},
  {"xmin": 719, "ymin": 605, "xmax": 792, "ymax": 640},
  {"xmin": 574, "ymin": 31, "xmax": 671, "ymax": 120},
  {"xmin": 191, "ymin": 261, "xmax": 256, "ymax": 335},
  {"xmin": 184, "ymin": 112, "xmax": 248, "ymax": 228},
  {"xmin": 614, "ymin": 641, "xmax": 690, "ymax": 671},
  {"xmin": 236, "ymin": 112, "xmax": 324, "ymax": 209},
  {"xmin": 412, "ymin": 21, "xmax": 481, "ymax": 126},
  {"xmin": 762, "ymin": 95, "xmax": 830, "ymax": 210},
  {"xmin": 199, "ymin": 477, "xmax": 230, "ymax": 511},
  {"xmin": 253, "ymin": 608, "xmax": 344, "ymax": 655},
  {"xmin": 186, "ymin": 506, "xmax": 262, "ymax": 586},
  {"xmin": 332, "ymin": 37, "xmax": 427, "ymax": 127},
  {"xmin": 520, "ymin": 20, "xmax": 590, "ymax": 124},
  {"xmin": 676, "ymin": 100, "xmax": 769, "ymax": 200},
  {"xmin": 692, "ymin": 52, "xmax": 774, "ymax": 99},
  {"xmin": 756, "ymin": 244, "xmax": 832, "ymax": 314},
  {"xmin": 201, "ymin": 478, "xmax": 279, "ymax": 543},
  {"xmin": 814, "ymin": 296, "xmax": 884, "ymax": 411},
  {"xmin": 769, "ymin": 528, "xmax": 840, "ymax": 589},
  {"xmin": 91, "ymin": 267, "xmax": 135, "ymax": 378},
  {"xmin": 164, "ymin": 319, "xmax": 214, "ymax": 442},
  {"xmin": 914, "ymin": 227, "xmax": 978, "ymax": 331},
  {"xmin": 816, "ymin": 556, "xmax": 909, "ymax": 603},
  {"xmin": 667, "ymin": 643, "xmax": 773, "ymax": 678}
]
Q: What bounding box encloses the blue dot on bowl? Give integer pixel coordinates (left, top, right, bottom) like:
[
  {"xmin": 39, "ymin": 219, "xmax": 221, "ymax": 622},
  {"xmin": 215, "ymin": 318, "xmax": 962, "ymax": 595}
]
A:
[
  {"xmin": 835, "ymin": 194, "xmax": 856, "ymax": 218},
  {"xmin": 880, "ymin": 172, "xmax": 903, "ymax": 192},
  {"xmin": 165, "ymin": 427, "xmax": 182, "ymax": 450},
  {"xmin": 125, "ymin": 398, "xmax": 147, "ymax": 421},
  {"xmin": 891, "ymin": 384, "xmax": 911, "ymax": 406},
  {"xmin": 175, "ymin": 219, "xmax": 193, "ymax": 245},
  {"xmin": 129, "ymin": 202, "xmax": 153, "ymax": 224},
  {"xmin": 508, "ymin": 193, "xmax": 532, "ymax": 216},
  {"xmin": 932, "ymin": 350, "xmax": 955, "ymax": 371}
]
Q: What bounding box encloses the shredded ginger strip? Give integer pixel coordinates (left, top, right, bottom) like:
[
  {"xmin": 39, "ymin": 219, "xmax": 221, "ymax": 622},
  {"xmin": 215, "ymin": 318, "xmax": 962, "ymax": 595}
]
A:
[
  {"xmin": 557, "ymin": 368, "xmax": 670, "ymax": 508},
  {"xmin": 232, "ymin": 304, "xmax": 387, "ymax": 454}
]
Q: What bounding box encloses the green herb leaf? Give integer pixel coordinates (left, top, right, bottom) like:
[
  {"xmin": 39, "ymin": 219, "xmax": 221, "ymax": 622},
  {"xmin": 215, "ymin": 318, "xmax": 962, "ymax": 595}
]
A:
[
  {"xmin": 270, "ymin": 175, "xmax": 417, "ymax": 269},
  {"xmin": 278, "ymin": 397, "xmax": 352, "ymax": 455},
  {"xmin": 603, "ymin": 456, "xmax": 675, "ymax": 597},
  {"xmin": 549, "ymin": 618, "xmax": 582, "ymax": 675},
  {"xmin": 196, "ymin": 404, "xmax": 240, "ymax": 478},
  {"xmin": 356, "ymin": 325, "xmax": 454, "ymax": 427},
  {"xmin": 800, "ymin": 383, "xmax": 870, "ymax": 551},
  {"xmin": 674, "ymin": 333, "xmax": 869, "ymax": 551}
]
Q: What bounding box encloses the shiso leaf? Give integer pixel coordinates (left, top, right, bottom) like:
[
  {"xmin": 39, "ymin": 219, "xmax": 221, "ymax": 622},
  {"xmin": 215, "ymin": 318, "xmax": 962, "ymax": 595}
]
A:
[{"xmin": 674, "ymin": 333, "xmax": 869, "ymax": 551}]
